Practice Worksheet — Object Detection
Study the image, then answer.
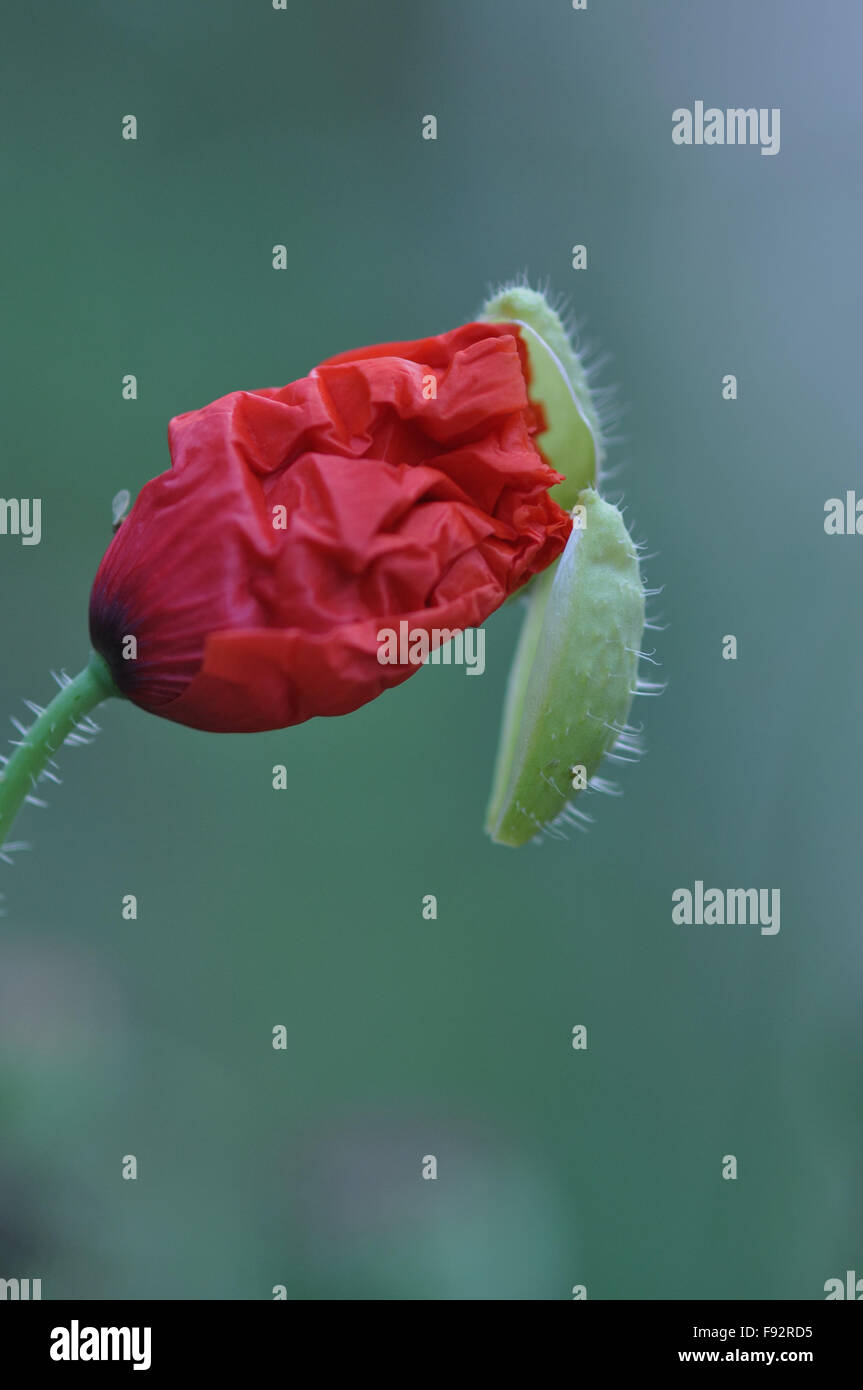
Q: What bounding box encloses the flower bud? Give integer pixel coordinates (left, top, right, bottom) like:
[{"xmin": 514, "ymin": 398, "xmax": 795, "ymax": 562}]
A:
[{"xmin": 88, "ymin": 322, "xmax": 571, "ymax": 732}]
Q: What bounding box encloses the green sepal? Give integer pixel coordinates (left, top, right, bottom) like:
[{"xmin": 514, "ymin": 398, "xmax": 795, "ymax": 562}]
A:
[
  {"xmin": 485, "ymin": 488, "xmax": 645, "ymax": 847},
  {"xmin": 481, "ymin": 285, "xmax": 602, "ymax": 510}
]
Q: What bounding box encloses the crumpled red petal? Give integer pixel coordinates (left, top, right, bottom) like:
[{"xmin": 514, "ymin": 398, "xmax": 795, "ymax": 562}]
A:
[{"xmin": 89, "ymin": 322, "xmax": 571, "ymax": 732}]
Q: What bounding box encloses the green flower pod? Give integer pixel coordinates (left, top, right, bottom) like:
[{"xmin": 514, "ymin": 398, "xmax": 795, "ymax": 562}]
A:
[
  {"xmin": 485, "ymin": 487, "xmax": 645, "ymax": 847},
  {"xmin": 480, "ymin": 285, "xmax": 603, "ymax": 510}
]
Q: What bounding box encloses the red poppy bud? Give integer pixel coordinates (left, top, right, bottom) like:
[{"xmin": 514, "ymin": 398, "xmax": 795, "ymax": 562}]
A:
[{"xmin": 89, "ymin": 323, "xmax": 571, "ymax": 732}]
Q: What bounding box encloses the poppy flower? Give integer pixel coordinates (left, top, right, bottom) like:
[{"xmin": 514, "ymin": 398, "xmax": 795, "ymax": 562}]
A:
[
  {"xmin": 0, "ymin": 285, "xmax": 650, "ymax": 860},
  {"xmin": 88, "ymin": 322, "xmax": 571, "ymax": 733}
]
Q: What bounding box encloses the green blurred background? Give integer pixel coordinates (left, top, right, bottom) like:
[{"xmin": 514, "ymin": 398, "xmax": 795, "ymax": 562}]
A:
[{"xmin": 1, "ymin": 0, "xmax": 861, "ymax": 1299}]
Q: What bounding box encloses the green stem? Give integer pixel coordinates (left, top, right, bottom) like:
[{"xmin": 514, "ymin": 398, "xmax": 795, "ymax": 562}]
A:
[{"xmin": 0, "ymin": 651, "xmax": 119, "ymax": 851}]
